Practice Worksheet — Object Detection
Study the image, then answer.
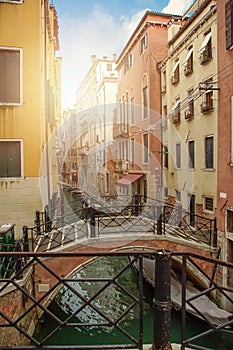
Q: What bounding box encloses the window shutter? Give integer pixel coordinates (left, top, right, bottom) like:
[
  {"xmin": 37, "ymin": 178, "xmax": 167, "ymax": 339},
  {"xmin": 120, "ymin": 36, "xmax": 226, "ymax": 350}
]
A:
[{"xmin": 226, "ymin": 0, "xmax": 233, "ymax": 50}]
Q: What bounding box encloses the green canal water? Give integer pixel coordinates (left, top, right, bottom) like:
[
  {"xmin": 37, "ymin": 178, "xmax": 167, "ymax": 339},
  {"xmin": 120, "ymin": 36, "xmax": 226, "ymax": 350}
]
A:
[{"xmin": 35, "ymin": 256, "xmax": 233, "ymax": 349}]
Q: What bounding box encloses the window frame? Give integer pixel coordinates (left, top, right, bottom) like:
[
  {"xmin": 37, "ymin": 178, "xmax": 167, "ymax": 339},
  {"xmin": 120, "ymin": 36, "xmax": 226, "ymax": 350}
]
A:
[
  {"xmin": 142, "ymin": 133, "xmax": 149, "ymax": 164},
  {"xmin": 140, "ymin": 33, "xmax": 148, "ymax": 54},
  {"xmin": 163, "ymin": 145, "xmax": 168, "ymax": 169},
  {"xmin": 0, "ymin": 46, "xmax": 23, "ymax": 105},
  {"xmin": 131, "ymin": 96, "xmax": 135, "ymax": 124},
  {"xmin": 183, "ymin": 47, "xmax": 193, "ymax": 75},
  {"xmin": 0, "ymin": 139, "xmax": 24, "ymax": 179},
  {"xmin": 176, "ymin": 143, "xmax": 181, "ymax": 169},
  {"xmin": 188, "ymin": 140, "xmax": 195, "ymax": 169},
  {"xmin": 203, "ymin": 196, "xmax": 214, "ymax": 213},
  {"xmin": 205, "ymin": 135, "xmax": 214, "ymax": 169},
  {"xmin": 199, "ymin": 32, "xmax": 212, "ymax": 64},
  {"xmin": 142, "ymin": 85, "xmax": 148, "ymax": 119}
]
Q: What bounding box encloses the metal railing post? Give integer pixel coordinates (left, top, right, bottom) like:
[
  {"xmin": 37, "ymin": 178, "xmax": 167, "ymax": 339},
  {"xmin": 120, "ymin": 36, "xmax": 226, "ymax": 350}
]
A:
[
  {"xmin": 152, "ymin": 250, "xmax": 172, "ymax": 350},
  {"xmin": 90, "ymin": 206, "xmax": 96, "ymax": 238},
  {"xmin": 212, "ymin": 217, "xmax": 218, "ymax": 248},
  {"xmin": 35, "ymin": 210, "xmax": 41, "ymax": 235},
  {"xmin": 156, "ymin": 205, "xmax": 162, "ymax": 235},
  {"xmin": 22, "ymin": 225, "xmax": 29, "ymax": 252}
]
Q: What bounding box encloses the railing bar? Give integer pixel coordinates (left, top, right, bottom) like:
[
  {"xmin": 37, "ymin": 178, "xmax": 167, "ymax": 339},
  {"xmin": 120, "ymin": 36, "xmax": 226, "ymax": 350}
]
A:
[
  {"xmin": 138, "ymin": 256, "xmax": 144, "ymax": 350},
  {"xmin": 181, "ymin": 254, "xmax": 187, "ymax": 350}
]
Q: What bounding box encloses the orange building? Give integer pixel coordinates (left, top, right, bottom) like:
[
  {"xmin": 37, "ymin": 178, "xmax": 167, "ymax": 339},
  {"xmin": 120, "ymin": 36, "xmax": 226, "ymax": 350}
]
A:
[{"xmin": 114, "ymin": 11, "xmax": 181, "ymax": 199}]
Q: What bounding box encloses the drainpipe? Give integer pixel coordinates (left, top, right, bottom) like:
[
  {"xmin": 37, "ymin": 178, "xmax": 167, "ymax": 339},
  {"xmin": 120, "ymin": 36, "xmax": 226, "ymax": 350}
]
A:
[{"xmin": 44, "ymin": 0, "xmax": 51, "ymax": 210}]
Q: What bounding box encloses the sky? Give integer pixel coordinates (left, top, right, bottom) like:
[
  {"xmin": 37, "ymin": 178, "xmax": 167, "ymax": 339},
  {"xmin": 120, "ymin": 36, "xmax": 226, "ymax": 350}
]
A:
[{"xmin": 52, "ymin": 0, "xmax": 195, "ymax": 111}]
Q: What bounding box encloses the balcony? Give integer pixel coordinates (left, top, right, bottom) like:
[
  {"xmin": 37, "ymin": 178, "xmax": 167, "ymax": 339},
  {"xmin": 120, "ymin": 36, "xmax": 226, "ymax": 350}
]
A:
[
  {"xmin": 113, "ymin": 123, "xmax": 129, "ymax": 139},
  {"xmin": 185, "ymin": 108, "xmax": 193, "ymax": 120},
  {"xmin": 172, "ymin": 114, "xmax": 180, "ymax": 124},
  {"xmin": 171, "ymin": 74, "xmax": 179, "ymax": 85},
  {"xmin": 200, "ymin": 99, "xmax": 213, "ymax": 113},
  {"xmin": 184, "ymin": 64, "xmax": 193, "ymax": 76},
  {"xmin": 199, "ymin": 49, "xmax": 212, "ymax": 65}
]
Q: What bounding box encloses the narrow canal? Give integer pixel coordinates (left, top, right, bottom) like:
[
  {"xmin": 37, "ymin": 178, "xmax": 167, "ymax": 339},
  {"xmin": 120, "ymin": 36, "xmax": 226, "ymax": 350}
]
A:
[
  {"xmin": 34, "ymin": 190, "xmax": 232, "ymax": 348},
  {"xmin": 35, "ymin": 256, "xmax": 232, "ymax": 349}
]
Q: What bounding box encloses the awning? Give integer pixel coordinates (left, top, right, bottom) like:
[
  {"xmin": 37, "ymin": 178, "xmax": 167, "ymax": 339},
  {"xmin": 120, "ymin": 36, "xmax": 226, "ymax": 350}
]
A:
[
  {"xmin": 116, "ymin": 173, "xmax": 144, "ymax": 187},
  {"xmin": 169, "ymin": 99, "xmax": 180, "ymax": 116},
  {"xmin": 198, "ymin": 32, "xmax": 211, "ymax": 53},
  {"xmin": 182, "ymin": 48, "xmax": 193, "ymax": 66},
  {"xmin": 169, "ymin": 60, "xmax": 179, "ymax": 78}
]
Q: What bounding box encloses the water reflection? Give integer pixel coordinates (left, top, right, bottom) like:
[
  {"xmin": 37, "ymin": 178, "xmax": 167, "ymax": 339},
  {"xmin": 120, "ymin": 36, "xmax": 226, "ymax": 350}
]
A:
[{"xmin": 36, "ymin": 256, "xmax": 233, "ymax": 348}]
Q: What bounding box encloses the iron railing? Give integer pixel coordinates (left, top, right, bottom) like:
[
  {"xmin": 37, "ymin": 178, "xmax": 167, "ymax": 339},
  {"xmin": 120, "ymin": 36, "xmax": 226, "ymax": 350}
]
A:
[
  {"xmin": 27, "ymin": 197, "xmax": 217, "ymax": 252},
  {"xmin": 0, "ymin": 250, "xmax": 232, "ymax": 349}
]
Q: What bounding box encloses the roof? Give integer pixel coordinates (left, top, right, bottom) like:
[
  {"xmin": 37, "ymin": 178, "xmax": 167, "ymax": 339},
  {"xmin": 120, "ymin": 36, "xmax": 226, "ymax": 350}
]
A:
[{"xmin": 116, "ymin": 10, "xmax": 181, "ymax": 67}]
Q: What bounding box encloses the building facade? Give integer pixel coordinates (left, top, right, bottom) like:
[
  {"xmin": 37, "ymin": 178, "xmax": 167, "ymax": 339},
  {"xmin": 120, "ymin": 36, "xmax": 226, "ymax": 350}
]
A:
[
  {"xmin": 76, "ymin": 55, "xmax": 118, "ymax": 198},
  {"xmin": 160, "ymin": 0, "xmax": 218, "ymax": 224},
  {"xmin": 216, "ymin": 0, "xmax": 233, "ymax": 290},
  {"xmin": 0, "ymin": 0, "xmax": 61, "ymax": 235},
  {"xmin": 114, "ymin": 11, "xmax": 179, "ymax": 200}
]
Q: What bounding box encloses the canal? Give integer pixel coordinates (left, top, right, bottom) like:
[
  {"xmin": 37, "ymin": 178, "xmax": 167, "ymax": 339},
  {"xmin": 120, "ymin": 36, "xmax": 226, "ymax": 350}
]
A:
[
  {"xmin": 34, "ymin": 190, "xmax": 232, "ymax": 348},
  {"xmin": 35, "ymin": 256, "xmax": 232, "ymax": 349}
]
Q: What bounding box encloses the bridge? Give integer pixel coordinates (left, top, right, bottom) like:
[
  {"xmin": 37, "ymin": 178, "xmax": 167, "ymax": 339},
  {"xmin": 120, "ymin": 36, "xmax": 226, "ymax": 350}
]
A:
[{"xmin": 0, "ymin": 197, "xmax": 233, "ymax": 349}]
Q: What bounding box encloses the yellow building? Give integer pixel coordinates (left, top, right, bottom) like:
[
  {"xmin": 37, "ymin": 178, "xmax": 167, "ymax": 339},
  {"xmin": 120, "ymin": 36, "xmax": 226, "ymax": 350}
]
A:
[
  {"xmin": 160, "ymin": 0, "xmax": 217, "ymax": 222},
  {"xmin": 0, "ymin": 0, "xmax": 61, "ymax": 236}
]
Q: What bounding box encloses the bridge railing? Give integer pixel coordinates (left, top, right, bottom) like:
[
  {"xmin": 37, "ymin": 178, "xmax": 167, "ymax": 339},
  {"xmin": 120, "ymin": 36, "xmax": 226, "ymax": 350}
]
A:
[
  {"xmin": 0, "ymin": 250, "xmax": 232, "ymax": 349},
  {"xmin": 28, "ymin": 196, "xmax": 217, "ymax": 251}
]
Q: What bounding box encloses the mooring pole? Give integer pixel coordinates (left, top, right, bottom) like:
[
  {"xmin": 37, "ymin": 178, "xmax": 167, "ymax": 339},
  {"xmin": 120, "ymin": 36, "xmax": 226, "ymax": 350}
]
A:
[{"xmin": 152, "ymin": 250, "xmax": 172, "ymax": 350}]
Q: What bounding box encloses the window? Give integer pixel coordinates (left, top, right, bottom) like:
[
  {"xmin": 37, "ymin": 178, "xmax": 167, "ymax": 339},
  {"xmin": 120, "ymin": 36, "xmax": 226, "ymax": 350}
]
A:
[
  {"xmin": 227, "ymin": 239, "xmax": 233, "ymax": 287},
  {"xmin": 205, "ymin": 136, "xmax": 214, "ymax": 169},
  {"xmin": 0, "ymin": 48, "xmax": 21, "ymax": 104},
  {"xmin": 188, "ymin": 140, "xmax": 195, "ymax": 169},
  {"xmin": 226, "ymin": 0, "xmax": 233, "ymax": 50},
  {"xmin": 176, "ymin": 143, "xmax": 181, "ymax": 169},
  {"xmin": 188, "ymin": 194, "xmax": 195, "ymax": 227},
  {"xmin": 0, "ymin": 140, "xmax": 22, "ymax": 177},
  {"xmin": 199, "ymin": 32, "xmax": 212, "ymax": 64},
  {"xmin": 176, "ymin": 190, "xmax": 181, "ymax": 202},
  {"xmin": 201, "ymin": 79, "xmax": 213, "ymax": 113},
  {"xmin": 183, "ymin": 47, "xmax": 193, "ymax": 75},
  {"xmin": 162, "ymin": 70, "xmax": 167, "ymax": 93},
  {"xmin": 163, "ymin": 145, "xmax": 168, "ymax": 168},
  {"xmin": 164, "ymin": 187, "xmax": 168, "ymax": 199},
  {"xmin": 170, "ymin": 99, "xmax": 180, "ymax": 123},
  {"xmin": 185, "ymin": 89, "xmax": 194, "ymax": 120},
  {"xmin": 227, "ymin": 210, "xmax": 233, "ymax": 232},
  {"xmin": 124, "ymin": 53, "xmax": 134, "ymax": 73},
  {"xmin": 203, "ymin": 196, "xmax": 214, "ymax": 212},
  {"xmin": 130, "ymin": 138, "xmax": 135, "ymax": 163},
  {"xmin": 140, "ymin": 34, "xmax": 148, "ymax": 54},
  {"xmin": 170, "ymin": 60, "xmax": 179, "ymax": 84},
  {"xmin": 162, "ymin": 105, "xmax": 168, "ymax": 127},
  {"xmin": 143, "ymin": 86, "xmax": 148, "ymax": 119},
  {"xmin": 107, "ymin": 64, "xmax": 112, "ymax": 71},
  {"xmin": 131, "ymin": 97, "xmax": 135, "ymax": 124},
  {"xmin": 143, "ymin": 133, "xmax": 149, "ymax": 163}
]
